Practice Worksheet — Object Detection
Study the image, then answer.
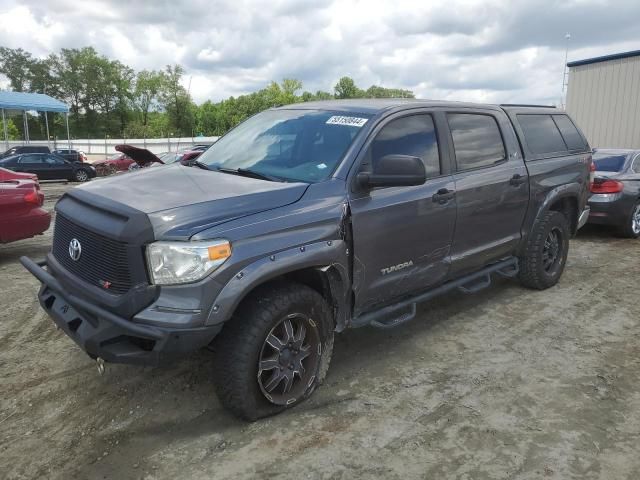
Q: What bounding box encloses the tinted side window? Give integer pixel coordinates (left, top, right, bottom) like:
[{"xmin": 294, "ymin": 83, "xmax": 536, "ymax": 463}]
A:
[
  {"xmin": 633, "ymin": 155, "xmax": 640, "ymax": 174},
  {"xmin": 46, "ymin": 155, "xmax": 65, "ymax": 164},
  {"xmin": 553, "ymin": 115, "xmax": 586, "ymax": 150},
  {"xmin": 517, "ymin": 114, "xmax": 567, "ymax": 155},
  {"xmin": 19, "ymin": 154, "xmax": 45, "ymax": 164},
  {"xmin": 447, "ymin": 114, "xmax": 506, "ymax": 170},
  {"xmin": 367, "ymin": 114, "xmax": 440, "ymax": 177}
]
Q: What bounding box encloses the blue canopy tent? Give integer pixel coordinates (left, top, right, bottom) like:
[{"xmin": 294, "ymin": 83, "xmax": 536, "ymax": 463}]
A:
[{"xmin": 0, "ymin": 91, "xmax": 70, "ymax": 152}]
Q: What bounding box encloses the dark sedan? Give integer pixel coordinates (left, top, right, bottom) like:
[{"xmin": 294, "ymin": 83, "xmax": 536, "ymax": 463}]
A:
[
  {"xmin": 588, "ymin": 149, "xmax": 640, "ymax": 237},
  {"xmin": 0, "ymin": 153, "xmax": 96, "ymax": 182}
]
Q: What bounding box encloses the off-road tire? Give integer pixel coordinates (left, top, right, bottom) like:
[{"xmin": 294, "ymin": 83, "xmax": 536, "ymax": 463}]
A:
[
  {"xmin": 519, "ymin": 211, "xmax": 570, "ymax": 290},
  {"xmin": 212, "ymin": 281, "xmax": 334, "ymax": 421},
  {"xmin": 617, "ymin": 201, "xmax": 640, "ymax": 239}
]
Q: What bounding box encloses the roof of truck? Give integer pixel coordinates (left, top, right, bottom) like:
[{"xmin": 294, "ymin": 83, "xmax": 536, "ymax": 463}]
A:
[{"xmin": 276, "ymin": 99, "xmax": 558, "ymax": 115}]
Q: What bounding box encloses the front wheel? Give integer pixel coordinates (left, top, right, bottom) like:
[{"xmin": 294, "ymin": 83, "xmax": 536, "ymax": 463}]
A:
[
  {"xmin": 212, "ymin": 282, "xmax": 334, "ymax": 421},
  {"xmin": 618, "ymin": 201, "xmax": 640, "ymax": 238},
  {"xmin": 74, "ymin": 169, "xmax": 89, "ymax": 182},
  {"xmin": 519, "ymin": 211, "xmax": 570, "ymax": 290}
]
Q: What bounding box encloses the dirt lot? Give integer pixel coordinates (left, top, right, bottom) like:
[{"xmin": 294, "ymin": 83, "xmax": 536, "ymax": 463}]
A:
[{"xmin": 1, "ymin": 182, "xmax": 639, "ymax": 480}]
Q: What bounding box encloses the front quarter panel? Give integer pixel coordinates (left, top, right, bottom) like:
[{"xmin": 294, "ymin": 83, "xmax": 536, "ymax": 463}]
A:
[{"xmin": 192, "ymin": 179, "xmax": 350, "ymax": 325}]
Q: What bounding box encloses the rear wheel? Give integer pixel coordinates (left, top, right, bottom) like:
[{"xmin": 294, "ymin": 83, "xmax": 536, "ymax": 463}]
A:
[
  {"xmin": 519, "ymin": 211, "xmax": 570, "ymax": 290},
  {"xmin": 618, "ymin": 201, "xmax": 640, "ymax": 238},
  {"xmin": 74, "ymin": 169, "xmax": 89, "ymax": 182},
  {"xmin": 212, "ymin": 281, "xmax": 334, "ymax": 421}
]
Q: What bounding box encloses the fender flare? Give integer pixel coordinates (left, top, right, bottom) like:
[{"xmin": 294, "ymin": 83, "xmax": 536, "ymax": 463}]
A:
[
  {"xmin": 205, "ymin": 240, "xmax": 350, "ymax": 327},
  {"xmin": 534, "ymin": 183, "xmax": 582, "ymax": 228}
]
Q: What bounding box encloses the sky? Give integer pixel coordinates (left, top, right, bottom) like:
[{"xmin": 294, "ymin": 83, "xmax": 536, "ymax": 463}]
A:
[{"xmin": 0, "ymin": 0, "xmax": 639, "ymax": 105}]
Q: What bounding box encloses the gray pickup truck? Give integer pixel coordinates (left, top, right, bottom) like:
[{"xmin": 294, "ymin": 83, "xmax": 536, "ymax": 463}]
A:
[{"xmin": 22, "ymin": 100, "xmax": 592, "ymax": 420}]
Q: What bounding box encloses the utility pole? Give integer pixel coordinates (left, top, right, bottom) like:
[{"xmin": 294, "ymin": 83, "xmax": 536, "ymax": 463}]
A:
[{"xmin": 561, "ymin": 33, "xmax": 571, "ymax": 108}]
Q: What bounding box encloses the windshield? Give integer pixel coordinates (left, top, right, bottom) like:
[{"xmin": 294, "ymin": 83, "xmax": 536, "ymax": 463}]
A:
[
  {"xmin": 107, "ymin": 153, "xmax": 122, "ymax": 160},
  {"xmin": 159, "ymin": 152, "xmax": 182, "ymax": 164},
  {"xmin": 197, "ymin": 109, "xmax": 371, "ymax": 182},
  {"xmin": 593, "ymin": 153, "xmax": 628, "ymax": 172}
]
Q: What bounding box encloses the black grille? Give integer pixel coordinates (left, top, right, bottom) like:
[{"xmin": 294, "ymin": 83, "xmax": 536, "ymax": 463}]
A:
[{"xmin": 52, "ymin": 214, "xmax": 134, "ymax": 294}]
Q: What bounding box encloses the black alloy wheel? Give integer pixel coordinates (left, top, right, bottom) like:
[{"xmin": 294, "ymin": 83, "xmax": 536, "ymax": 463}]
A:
[
  {"xmin": 542, "ymin": 226, "xmax": 564, "ymax": 276},
  {"xmin": 257, "ymin": 313, "xmax": 321, "ymax": 405}
]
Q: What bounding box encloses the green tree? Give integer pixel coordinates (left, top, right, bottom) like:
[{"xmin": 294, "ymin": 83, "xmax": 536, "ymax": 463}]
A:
[
  {"xmin": 160, "ymin": 64, "xmax": 193, "ymax": 136},
  {"xmin": 0, "ymin": 47, "xmax": 34, "ymax": 91},
  {"xmin": 134, "ymin": 69, "xmax": 163, "ymax": 128},
  {"xmin": 334, "ymin": 76, "xmax": 361, "ymax": 99}
]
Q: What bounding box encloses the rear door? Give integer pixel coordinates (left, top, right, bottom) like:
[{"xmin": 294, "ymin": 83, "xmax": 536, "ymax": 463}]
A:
[
  {"xmin": 349, "ymin": 111, "xmax": 457, "ymax": 313},
  {"xmin": 445, "ymin": 110, "xmax": 529, "ymax": 275},
  {"xmin": 17, "ymin": 154, "xmax": 49, "ymax": 179}
]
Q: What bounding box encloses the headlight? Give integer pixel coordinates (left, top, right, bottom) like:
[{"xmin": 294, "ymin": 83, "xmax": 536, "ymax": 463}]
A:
[{"xmin": 146, "ymin": 239, "xmax": 232, "ymax": 285}]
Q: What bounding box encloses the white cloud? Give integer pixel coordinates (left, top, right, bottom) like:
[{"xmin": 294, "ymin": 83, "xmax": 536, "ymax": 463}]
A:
[{"xmin": 0, "ymin": 0, "xmax": 639, "ymax": 104}]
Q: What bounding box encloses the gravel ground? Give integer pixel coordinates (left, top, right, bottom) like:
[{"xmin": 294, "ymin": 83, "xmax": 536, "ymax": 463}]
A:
[{"xmin": 1, "ymin": 182, "xmax": 639, "ymax": 480}]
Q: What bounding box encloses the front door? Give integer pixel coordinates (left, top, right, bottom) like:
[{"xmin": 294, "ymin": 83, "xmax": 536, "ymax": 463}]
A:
[
  {"xmin": 349, "ymin": 112, "xmax": 457, "ymax": 313},
  {"xmin": 45, "ymin": 155, "xmax": 73, "ymax": 180},
  {"xmin": 445, "ymin": 111, "xmax": 529, "ymax": 275}
]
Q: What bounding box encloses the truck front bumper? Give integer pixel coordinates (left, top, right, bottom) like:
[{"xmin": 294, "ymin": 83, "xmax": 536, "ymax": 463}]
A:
[{"xmin": 21, "ymin": 256, "xmax": 222, "ymax": 366}]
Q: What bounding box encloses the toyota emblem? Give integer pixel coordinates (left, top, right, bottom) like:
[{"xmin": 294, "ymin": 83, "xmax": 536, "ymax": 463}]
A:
[{"xmin": 68, "ymin": 238, "xmax": 82, "ymax": 261}]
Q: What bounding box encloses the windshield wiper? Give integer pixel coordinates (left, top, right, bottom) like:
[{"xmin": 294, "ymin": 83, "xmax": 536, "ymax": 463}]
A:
[
  {"xmin": 236, "ymin": 168, "xmax": 284, "ymax": 182},
  {"xmin": 191, "ymin": 160, "xmax": 210, "ymax": 170},
  {"xmin": 212, "ymin": 166, "xmax": 284, "ymax": 182}
]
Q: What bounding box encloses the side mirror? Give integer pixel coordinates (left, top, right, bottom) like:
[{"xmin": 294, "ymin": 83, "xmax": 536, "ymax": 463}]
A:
[{"xmin": 357, "ymin": 154, "xmax": 426, "ymax": 188}]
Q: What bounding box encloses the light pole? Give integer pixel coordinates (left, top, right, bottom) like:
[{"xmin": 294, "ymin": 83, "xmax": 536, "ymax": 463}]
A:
[{"xmin": 561, "ymin": 33, "xmax": 571, "ymax": 108}]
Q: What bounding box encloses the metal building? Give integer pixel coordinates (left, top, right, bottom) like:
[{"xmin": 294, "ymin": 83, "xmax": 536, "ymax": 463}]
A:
[{"xmin": 565, "ymin": 50, "xmax": 640, "ymax": 149}]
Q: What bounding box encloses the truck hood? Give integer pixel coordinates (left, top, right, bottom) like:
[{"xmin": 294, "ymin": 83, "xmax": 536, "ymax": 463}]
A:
[{"xmin": 75, "ymin": 164, "xmax": 309, "ymax": 239}]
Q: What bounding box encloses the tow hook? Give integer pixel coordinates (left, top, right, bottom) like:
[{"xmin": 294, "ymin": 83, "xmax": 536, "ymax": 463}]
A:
[{"xmin": 96, "ymin": 357, "xmax": 106, "ymax": 375}]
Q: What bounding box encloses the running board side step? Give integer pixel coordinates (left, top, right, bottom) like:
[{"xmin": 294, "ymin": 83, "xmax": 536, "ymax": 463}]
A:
[{"xmin": 351, "ymin": 257, "xmax": 519, "ymax": 329}]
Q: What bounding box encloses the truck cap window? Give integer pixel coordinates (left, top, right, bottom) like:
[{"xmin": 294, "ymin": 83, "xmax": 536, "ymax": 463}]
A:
[
  {"xmin": 362, "ymin": 114, "xmax": 440, "ymax": 177},
  {"xmin": 552, "ymin": 115, "xmax": 586, "ymax": 151},
  {"xmin": 447, "ymin": 113, "xmax": 506, "ymax": 170},
  {"xmin": 198, "ymin": 109, "xmax": 371, "ymax": 183},
  {"xmin": 517, "ymin": 114, "xmax": 567, "ymax": 155}
]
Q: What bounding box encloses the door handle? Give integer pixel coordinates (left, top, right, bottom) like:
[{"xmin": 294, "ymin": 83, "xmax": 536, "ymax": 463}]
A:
[
  {"xmin": 432, "ymin": 188, "xmax": 456, "ymax": 204},
  {"xmin": 510, "ymin": 174, "xmax": 527, "ymax": 186}
]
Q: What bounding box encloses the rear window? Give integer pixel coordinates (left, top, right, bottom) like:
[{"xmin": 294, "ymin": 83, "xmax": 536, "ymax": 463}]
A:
[
  {"xmin": 593, "ymin": 154, "xmax": 628, "ymax": 172},
  {"xmin": 517, "ymin": 114, "xmax": 567, "ymax": 155},
  {"xmin": 553, "ymin": 115, "xmax": 586, "ymax": 150}
]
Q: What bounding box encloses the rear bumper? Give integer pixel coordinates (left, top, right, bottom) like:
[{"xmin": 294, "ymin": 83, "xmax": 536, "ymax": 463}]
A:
[
  {"xmin": 21, "ymin": 256, "xmax": 222, "ymax": 366},
  {"xmin": 588, "ymin": 194, "xmax": 628, "ymax": 226}
]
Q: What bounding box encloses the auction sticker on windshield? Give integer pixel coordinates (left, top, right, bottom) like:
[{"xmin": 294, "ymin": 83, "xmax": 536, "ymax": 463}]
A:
[{"xmin": 326, "ymin": 116, "xmax": 368, "ymax": 127}]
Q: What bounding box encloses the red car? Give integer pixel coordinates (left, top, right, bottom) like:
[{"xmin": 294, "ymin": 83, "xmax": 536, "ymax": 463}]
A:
[
  {"xmin": 0, "ymin": 168, "xmax": 50, "ymax": 244},
  {"xmin": 93, "ymin": 151, "xmax": 135, "ymax": 175},
  {"xmin": 116, "ymin": 145, "xmax": 202, "ymax": 170}
]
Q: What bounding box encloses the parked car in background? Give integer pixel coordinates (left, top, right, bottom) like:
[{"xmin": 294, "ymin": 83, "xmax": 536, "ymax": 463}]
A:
[
  {"xmin": 588, "ymin": 148, "xmax": 640, "ymax": 238},
  {"xmin": 190, "ymin": 144, "xmax": 213, "ymax": 152},
  {"xmin": 114, "ymin": 144, "xmax": 164, "ymax": 171},
  {"xmin": 21, "ymin": 100, "xmax": 592, "ymax": 420},
  {"xmin": 0, "ymin": 153, "xmax": 96, "ymax": 182},
  {"xmin": 134, "ymin": 150, "xmax": 202, "ymax": 170},
  {"xmin": 93, "ymin": 151, "xmax": 135, "ymax": 175},
  {"xmin": 0, "ymin": 176, "xmax": 50, "ymax": 243},
  {"xmin": 0, "ymin": 145, "xmax": 50, "ymax": 159},
  {"xmin": 53, "ymin": 149, "xmax": 87, "ymax": 163}
]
